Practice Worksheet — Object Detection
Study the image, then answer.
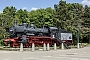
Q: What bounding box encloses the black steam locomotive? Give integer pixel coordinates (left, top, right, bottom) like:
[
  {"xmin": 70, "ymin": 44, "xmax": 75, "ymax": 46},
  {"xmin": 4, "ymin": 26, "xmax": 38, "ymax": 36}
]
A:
[{"xmin": 4, "ymin": 20, "xmax": 72, "ymax": 48}]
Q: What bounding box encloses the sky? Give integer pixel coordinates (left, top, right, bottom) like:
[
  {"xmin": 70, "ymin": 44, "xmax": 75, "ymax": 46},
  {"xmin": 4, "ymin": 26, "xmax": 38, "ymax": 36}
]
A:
[{"xmin": 0, "ymin": 0, "xmax": 90, "ymax": 13}]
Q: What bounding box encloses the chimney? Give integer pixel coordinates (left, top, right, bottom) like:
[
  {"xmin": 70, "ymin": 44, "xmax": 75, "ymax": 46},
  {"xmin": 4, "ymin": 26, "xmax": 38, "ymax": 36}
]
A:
[{"xmin": 14, "ymin": 20, "xmax": 17, "ymax": 25}]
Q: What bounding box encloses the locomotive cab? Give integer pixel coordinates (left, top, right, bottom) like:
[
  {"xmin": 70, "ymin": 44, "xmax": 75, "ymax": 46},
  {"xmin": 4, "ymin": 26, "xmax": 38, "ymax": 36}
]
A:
[{"xmin": 49, "ymin": 27, "xmax": 58, "ymax": 38}]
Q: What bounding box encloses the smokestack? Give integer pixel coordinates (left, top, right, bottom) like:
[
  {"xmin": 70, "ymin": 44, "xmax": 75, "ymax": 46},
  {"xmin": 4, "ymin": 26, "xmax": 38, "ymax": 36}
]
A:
[{"xmin": 14, "ymin": 20, "xmax": 17, "ymax": 25}]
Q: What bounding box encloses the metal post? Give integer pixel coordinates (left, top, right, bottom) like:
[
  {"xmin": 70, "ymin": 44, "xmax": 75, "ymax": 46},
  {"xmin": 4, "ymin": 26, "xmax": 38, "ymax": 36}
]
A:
[
  {"xmin": 20, "ymin": 43, "xmax": 23, "ymax": 52},
  {"xmin": 43, "ymin": 43, "xmax": 46, "ymax": 51},
  {"xmin": 54, "ymin": 43, "xmax": 57, "ymax": 51},
  {"xmin": 32, "ymin": 43, "xmax": 35, "ymax": 51},
  {"xmin": 77, "ymin": 30, "xmax": 80, "ymax": 49},
  {"xmin": 61, "ymin": 42, "xmax": 64, "ymax": 50},
  {"xmin": 47, "ymin": 43, "xmax": 50, "ymax": 51}
]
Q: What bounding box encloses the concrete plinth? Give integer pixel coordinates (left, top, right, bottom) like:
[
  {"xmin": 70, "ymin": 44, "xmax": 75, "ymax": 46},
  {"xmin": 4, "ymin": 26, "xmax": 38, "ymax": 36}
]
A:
[
  {"xmin": 20, "ymin": 43, "xmax": 23, "ymax": 52},
  {"xmin": 43, "ymin": 43, "xmax": 46, "ymax": 51},
  {"xmin": 61, "ymin": 43, "xmax": 64, "ymax": 50},
  {"xmin": 32, "ymin": 43, "xmax": 35, "ymax": 51},
  {"xmin": 47, "ymin": 43, "xmax": 50, "ymax": 51},
  {"xmin": 54, "ymin": 43, "xmax": 57, "ymax": 51},
  {"xmin": 8, "ymin": 44, "xmax": 10, "ymax": 47},
  {"xmin": 77, "ymin": 43, "xmax": 80, "ymax": 49}
]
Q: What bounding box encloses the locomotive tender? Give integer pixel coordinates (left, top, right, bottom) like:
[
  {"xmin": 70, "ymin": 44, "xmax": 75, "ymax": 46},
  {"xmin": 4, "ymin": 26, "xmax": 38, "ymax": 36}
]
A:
[{"xmin": 4, "ymin": 20, "xmax": 72, "ymax": 48}]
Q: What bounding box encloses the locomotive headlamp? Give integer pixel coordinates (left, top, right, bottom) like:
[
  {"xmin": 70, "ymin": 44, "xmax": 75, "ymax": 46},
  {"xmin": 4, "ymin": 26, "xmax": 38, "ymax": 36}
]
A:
[
  {"xmin": 10, "ymin": 30, "xmax": 13, "ymax": 31},
  {"xmin": 10, "ymin": 30, "xmax": 13, "ymax": 33},
  {"xmin": 9, "ymin": 29, "xmax": 14, "ymax": 36}
]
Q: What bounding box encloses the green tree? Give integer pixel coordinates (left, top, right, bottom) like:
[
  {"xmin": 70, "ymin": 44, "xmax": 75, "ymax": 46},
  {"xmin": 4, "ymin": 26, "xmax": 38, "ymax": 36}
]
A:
[
  {"xmin": 0, "ymin": 6, "xmax": 16, "ymax": 42},
  {"xmin": 53, "ymin": 0, "xmax": 71, "ymax": 29},
  {"xmin": 15, "ymin": 9, "xmax": 28, "ymax": 24},
  {"xmin": 81, "ymin": 5, "xmax": 90, "ymax": 43},
  {"xmin": 28, "ymin": 8, "xmax": 53, "ymax": 27},
  {"xmin": 2, "ymin": 6, "xmax": 17, "ymax": 27}
]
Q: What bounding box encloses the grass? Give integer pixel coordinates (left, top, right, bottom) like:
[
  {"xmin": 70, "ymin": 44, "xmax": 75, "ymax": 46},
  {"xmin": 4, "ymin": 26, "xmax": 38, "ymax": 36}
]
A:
[
  {"xmin": 0, "ymin": 48, "xmax": 3, "ymax": 50},
  {"xmin": 87, "ymin": 44, "xmax": 90, "ymax": 46}
]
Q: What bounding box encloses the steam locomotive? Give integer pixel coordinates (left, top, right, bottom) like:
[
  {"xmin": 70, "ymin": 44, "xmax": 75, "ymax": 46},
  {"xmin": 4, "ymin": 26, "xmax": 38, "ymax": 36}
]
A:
[{"xmin": 4, "ymin": 20, "xmax": 72, "ymax": 48}]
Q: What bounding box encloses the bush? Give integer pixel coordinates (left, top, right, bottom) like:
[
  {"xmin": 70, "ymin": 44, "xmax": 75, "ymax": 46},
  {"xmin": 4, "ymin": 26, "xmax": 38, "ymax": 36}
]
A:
[{"xmin": 0, "ymin": 39, "xmax": 5, "ymax": 46}]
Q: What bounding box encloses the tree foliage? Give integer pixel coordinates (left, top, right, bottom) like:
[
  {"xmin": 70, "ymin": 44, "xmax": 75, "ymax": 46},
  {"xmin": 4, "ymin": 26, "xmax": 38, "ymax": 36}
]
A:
[{"xmin": 28, "ymin": 8, "xmax": 53, "ymax": 27}]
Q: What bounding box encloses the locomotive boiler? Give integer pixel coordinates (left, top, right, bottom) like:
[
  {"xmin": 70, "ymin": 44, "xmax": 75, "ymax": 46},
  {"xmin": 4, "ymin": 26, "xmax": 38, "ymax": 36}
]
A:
[{"xmin": 4, "ymin": 20, "xmax": 73, "ymax": 48}]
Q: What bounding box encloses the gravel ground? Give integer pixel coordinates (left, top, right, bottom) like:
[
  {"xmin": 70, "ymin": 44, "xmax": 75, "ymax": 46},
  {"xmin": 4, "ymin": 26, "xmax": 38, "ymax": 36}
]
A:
[{"xmin": 0, "ymin": 46, "xmax": 90, "ymax": 60}]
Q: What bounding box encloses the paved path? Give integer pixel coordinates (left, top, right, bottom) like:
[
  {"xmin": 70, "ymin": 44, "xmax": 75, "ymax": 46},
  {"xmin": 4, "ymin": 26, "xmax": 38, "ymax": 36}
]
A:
[{"xmin": 0, "ymin": 47, "xmax": 90, "ymax": 60}]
